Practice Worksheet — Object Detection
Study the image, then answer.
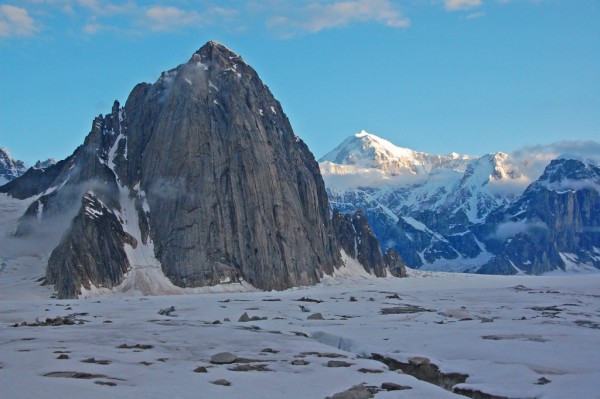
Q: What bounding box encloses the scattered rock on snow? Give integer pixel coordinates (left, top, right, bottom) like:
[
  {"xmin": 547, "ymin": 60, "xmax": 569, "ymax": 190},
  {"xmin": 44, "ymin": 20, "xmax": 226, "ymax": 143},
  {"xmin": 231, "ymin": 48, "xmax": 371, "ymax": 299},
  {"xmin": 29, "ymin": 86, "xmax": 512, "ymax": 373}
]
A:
[
  {"xmin": 238, "ymin": 312, "xmax": 267, "ymax": 322},
  {"xmin": 117, "ymin": 343, "xmax": 153, "ymax": 350},
  {"xmin": 307, "ymin": 312, "xmax": 324, "ymax": 320},
  {"xmin": 291, "ymin": 359, "xmax": 309, "ymax": 366},
  {"xmin": 329, "ymin": 383, "xmax": 375, "ymax": 399},
  {"xmin": 211, "ymin": 379, "xmax": 231, "ymax": 386},
  {"xmin": 380, "ymin": 305, "xmax": 432, "ymax": 315},
  {"xmin": 358, "ymin": 368, "xmax": 384, "ymax": 373},
  {"xmin": 210, "ymin": 352, "xmax": 238, "ymax": 364},
  {"xmin": 409, "ymin": 357, "xmax": 430, "ymax": 366},
  {"xmin": 536, "ymin": 377, "xmax": 551, "ymax": 385},
  {"xmin": 193, "ymin": 366, "xmax": 208, "ymax": 373},
  {"xmin": 94, "ymin": 381, "xmax": 117, "ymax": 387},
  {"xmin": 381, "ymin": 382, "xmax": 412, "ymax": 391},
  {"xmin": 326, "ymin": 360, "xmax": 353, "ymax": 367},
  {"xmin": 228, "ymin": 364, "xmax": 271, "ymax": 372},
  {"xmin": 238, "ymin": 312, "xmax": 251, "ymax": 322},
  {"xmin": 44, "ymin": 371, "xmax": 108, "ymax": 379},
  {"xmin": 296, "ymin": 297, "xmax": 324, "ymax": 303},
  {"xmin": 81, "ymin": 358, "xmax": 111, "ymax": 365},
  {"xmin": 158, "ymin": 306, "xmax": 175, "ymax": 316}
]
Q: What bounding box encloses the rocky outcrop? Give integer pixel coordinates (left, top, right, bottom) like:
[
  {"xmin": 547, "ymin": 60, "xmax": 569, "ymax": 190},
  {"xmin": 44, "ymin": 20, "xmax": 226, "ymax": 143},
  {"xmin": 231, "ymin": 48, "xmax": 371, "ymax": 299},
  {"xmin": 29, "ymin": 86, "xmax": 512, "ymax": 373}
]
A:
[
  {"xmin": 383, "ymin": 247, "xmax": 408, "ymax": 277},
  {"xmin": 46, "ymin": 193, "xmax": 136, "ymax": 298},
  {"xmin": 332, "ymin": 209, "xmax": 407, "ymax": 277},
  {"xmin": 6, "ymin": 41, "xmax": 343, "ymax": 298}
]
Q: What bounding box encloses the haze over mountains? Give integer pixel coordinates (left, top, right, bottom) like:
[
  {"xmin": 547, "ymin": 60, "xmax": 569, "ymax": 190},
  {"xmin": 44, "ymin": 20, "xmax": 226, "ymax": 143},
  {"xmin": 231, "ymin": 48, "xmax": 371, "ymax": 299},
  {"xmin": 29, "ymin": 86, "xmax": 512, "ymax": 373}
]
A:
[{"xmin": 321, "ymin": 131, "xmax": 600, "ymax": 274}]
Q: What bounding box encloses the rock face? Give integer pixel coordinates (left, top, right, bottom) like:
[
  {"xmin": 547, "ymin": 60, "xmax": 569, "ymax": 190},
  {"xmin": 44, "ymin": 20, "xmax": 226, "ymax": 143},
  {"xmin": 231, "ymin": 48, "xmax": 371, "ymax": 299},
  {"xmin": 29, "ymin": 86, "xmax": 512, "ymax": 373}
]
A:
[
  {"xmin": 0, "ymin": 147, "xmax": 27, "ymax": 185},
  {"xmin": 322, "ymin": 132, "xmax": 600, "ymax": 274},
  {"xmin": 5, "ymin": 41, "xmax": 342, "ymax": 298},
  {"xmin": 46, "ymin": 193, "xmax": 136, "ymax": 298},
  {"xmin": 332, "ymin": 209, "xmax": 407, "ymax": 277}
]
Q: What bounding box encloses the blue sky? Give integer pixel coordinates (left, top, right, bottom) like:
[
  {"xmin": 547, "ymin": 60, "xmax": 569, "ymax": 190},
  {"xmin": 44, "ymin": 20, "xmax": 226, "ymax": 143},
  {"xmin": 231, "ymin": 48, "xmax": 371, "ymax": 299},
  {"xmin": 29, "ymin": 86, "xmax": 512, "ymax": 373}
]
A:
[{"xmin": 1, "ymin": 0, "xmax": 599, "ymax": 165}]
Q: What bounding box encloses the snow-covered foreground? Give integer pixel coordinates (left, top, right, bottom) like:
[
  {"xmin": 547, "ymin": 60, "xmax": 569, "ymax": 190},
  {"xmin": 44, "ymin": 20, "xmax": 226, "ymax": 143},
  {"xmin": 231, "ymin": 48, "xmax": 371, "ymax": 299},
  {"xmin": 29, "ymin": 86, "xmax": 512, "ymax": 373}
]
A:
[{"xmin": 1, "ymin": 269, "xmax": 599, "ymax": 399}]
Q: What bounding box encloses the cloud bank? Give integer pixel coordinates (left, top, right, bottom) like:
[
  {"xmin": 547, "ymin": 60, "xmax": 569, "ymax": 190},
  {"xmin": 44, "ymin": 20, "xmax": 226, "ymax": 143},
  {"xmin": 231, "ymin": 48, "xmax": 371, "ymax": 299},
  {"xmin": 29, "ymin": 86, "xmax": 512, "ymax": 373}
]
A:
[
  {"xmin": 0, "ymin": 5, "xmax": 38, "ymax": 37},
  {"xmin": 268, "ymin": 0, "xmax": 410, "ymax": 37},
  {"xmin": 445, "ymin": 0, "xmax": 483, "ymax": 11},
  {"xmin": 510, "ymin": 140, "xmax": 600, "ymax": 182}
]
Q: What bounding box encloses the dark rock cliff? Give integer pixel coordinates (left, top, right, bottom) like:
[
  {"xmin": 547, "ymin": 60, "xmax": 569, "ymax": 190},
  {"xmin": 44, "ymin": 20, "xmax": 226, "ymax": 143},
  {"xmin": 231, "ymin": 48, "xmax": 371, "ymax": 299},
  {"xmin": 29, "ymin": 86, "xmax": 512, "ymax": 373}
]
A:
[
  {"xmin": 6, "ymin": 41, "xmax": 343, "ymax": 298},
  {"xmin": 46, "ymin": 193, "xmax": 136, "ymax": 298},
  {"xmin": 332, "ymin": 209, "xmax": 407, "ymax": 277},
  {"xmin": 118, "ymin": 42, "xmax": 340, "ymax": 290}
]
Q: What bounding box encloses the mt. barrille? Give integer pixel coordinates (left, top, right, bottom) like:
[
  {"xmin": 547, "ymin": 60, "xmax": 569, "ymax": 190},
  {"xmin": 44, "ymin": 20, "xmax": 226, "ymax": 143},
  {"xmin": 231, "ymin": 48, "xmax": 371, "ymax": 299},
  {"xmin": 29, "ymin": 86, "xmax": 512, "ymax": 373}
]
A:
[
  {"xmin": 1, "ymin": 42, "xmax": 403, "ymax": 299},
  {"xmin": 322, "ymin": 131, "xmax": 600, "ymax": 274}
]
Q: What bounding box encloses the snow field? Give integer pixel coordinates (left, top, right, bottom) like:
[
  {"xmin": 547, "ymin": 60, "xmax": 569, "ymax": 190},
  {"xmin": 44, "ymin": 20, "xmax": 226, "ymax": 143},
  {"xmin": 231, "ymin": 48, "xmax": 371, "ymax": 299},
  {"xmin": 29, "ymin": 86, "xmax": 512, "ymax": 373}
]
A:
[{"xmin": 1, "ymin": 270, "xmax": 599, "ymax": 398}]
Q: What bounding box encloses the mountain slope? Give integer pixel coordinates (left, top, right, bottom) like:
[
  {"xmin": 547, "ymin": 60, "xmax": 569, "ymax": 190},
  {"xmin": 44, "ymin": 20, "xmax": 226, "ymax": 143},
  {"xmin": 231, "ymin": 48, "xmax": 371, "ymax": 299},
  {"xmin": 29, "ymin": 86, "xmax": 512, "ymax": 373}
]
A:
[{"xmin": 3, "ymin": 41, "xmax": 346, "ymax": 298}]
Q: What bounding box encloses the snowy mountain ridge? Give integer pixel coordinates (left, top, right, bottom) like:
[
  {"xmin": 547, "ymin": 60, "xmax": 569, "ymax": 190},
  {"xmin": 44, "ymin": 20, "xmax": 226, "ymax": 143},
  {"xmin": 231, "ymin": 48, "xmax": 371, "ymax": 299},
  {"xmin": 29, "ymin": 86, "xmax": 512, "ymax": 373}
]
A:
[
  {"xmin": 0, "ymin": 147, "xmax": 27, "ymax": 186},
  {"xmin": 321, "ymin": 131, "xmax": 600, "ymax": 274},
  {"xmin": 320, "ymin": 131, "xmax": 526, "ymax": 223},
  {"xmin": 320, "ymin": 130, "xmax": 474, "ymax": 178}
]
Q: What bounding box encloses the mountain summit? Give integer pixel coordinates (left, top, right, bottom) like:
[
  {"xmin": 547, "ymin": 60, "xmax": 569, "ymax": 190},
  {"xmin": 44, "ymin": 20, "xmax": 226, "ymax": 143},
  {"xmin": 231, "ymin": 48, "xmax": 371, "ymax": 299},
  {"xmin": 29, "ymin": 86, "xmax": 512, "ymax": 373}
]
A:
[
  {"xmin": 320, "ymin": 130, "xmax": 471, "ymax": 176},
  {"xmin": 3, "ymin": 41, "xmax": 345, "ymax": 298}
]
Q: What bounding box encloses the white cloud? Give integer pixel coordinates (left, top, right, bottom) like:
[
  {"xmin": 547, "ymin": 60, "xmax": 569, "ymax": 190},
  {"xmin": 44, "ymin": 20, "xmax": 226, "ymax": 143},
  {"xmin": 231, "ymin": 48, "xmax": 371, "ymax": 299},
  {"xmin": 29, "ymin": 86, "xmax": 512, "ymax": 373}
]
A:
[
  {"xmin": 77, "ymin": 0, "xmax": 134, "ymax": 15},
  {"xmin": 142, "ymin": 6, "xmax": 201, "ymax": 31},
  {"xmin": 465, "ymin": 11, "xmax": 485, "ymax": 19},
  {"xmin": 138, "ymin": 6, "xmax": 239, "ymax": 32},
  {"xmin": 510, "ymin": 140, "xmax": 600, "ymax": 181},
  {"xmin": 26, "ymin": 0, "xmax": 74, "ymax": 13},
  {"xmin": 445, "ymin": 0, "xmax": 483, "ymax": 11},
  {"xmin": 268, "ymin": 0, "xmax": 409, "ymax": 37},
  {"xmin": 493, "ymin": 220, "xmax": 548, "ymax": 241},
  {"xmin": 0, "ymin": 5, "xmax": 39, "ymax": 37}
]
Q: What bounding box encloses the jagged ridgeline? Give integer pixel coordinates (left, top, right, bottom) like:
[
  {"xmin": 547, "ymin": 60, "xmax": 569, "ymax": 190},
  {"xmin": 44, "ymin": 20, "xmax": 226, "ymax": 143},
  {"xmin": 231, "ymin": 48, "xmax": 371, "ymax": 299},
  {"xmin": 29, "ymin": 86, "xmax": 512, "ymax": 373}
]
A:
[{"xmin": 3, "ymin": 41, "xmax": 353, "ymax": 298}]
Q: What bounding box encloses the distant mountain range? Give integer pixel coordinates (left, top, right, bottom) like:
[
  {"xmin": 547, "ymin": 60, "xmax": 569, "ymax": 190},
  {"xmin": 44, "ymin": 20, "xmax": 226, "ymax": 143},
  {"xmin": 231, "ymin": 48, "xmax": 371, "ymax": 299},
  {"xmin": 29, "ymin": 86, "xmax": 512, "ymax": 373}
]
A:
[
  {"xmin": 0, "ymin": 147, "xmax": 55, "ymax": 185},
  {"xmin": 320, "ymin": 131, "xmax": 600, "ymax": 274},
  {"xmin": 0, "ymin": 148, "xmax": 27, "ymax": 185}
]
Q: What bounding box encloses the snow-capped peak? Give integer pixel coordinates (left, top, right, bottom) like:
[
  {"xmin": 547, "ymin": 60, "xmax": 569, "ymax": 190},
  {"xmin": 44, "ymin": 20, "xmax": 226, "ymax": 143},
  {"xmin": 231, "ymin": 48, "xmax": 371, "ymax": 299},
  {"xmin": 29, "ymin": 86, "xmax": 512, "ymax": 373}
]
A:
[
  {"xmin": 320, "ymin": 131, "xmax": 469, "ymax": 176},
  {"xmin": 0, "ymin": 147, "xmax": 27, "ymax": 185},
  {"xmin": 320, "ymin": 132, "xmax": 531, "ymax": 224},
  {"xmin": 528, "ymin": 158, "xmax": 600, "ymax": 194},
  {"xmin": 33, "ymin": 158, "xmax": 57, "ymax": 170}
]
